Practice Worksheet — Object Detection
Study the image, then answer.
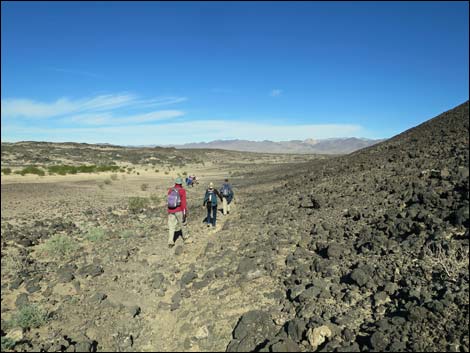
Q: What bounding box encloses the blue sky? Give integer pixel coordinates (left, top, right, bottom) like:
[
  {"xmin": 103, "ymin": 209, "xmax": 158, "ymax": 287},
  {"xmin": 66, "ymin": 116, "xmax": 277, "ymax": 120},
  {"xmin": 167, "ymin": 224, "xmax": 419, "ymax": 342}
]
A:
[{"xmin": 1, "ymin": 1, "xmax": 468, "ymax": 145}]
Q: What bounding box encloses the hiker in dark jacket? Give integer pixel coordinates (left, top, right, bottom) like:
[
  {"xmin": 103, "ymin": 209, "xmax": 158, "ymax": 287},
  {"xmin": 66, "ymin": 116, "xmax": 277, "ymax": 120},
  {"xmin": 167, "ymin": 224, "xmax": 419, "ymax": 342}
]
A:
[
  {"xmin": 220, "ymin": 178, "xmax": 234, "ymax": 215},
  {"xmin": 202, "ymin": 182, "xmax": 222, "ymax": 227}
]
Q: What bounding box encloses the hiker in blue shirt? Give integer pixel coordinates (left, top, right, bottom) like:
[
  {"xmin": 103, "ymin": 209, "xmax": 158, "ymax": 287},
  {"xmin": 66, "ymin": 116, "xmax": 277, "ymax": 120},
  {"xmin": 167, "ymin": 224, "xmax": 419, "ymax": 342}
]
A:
[{"xmin": 220, "ymin": 178, "xmax": 234, "ymax": 215}]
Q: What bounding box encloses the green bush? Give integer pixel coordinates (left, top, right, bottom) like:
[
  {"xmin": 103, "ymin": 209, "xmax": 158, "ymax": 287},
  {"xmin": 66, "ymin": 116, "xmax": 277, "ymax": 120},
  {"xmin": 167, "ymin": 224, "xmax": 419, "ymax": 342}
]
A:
[
  {"xmin": 17, "ymin": 166, "xmax": 45, "ymax": 176},
  {"xmin": 119, "ymin": 230, "xmax": 133, "ymax": 239},
  {"xmin": 38, "ymin": 234, "xmax": 79, "ymax": 258},
  {"xmin": 85, "ymin": 227, "xmax": 106, "ymax": 242},
  {"xmin": 1, "ymin": 168, "xmax": 12, "ymax": 175},
  {"xmin": 150, "ymin": 193, "xmax": 162, "ymax": 205},
  {"xmin": 47, "ymin": 164, "xmax": 120, "ymax": 175},
  {"xmin": 11, "ymin": 304, "xmax": 48, "ymax": 329},
  {"xmin": 1, "ymin": 337, "xmax": 16, "ymax": 351},
  {"xmin": 128, "ymin": 197, "xmax": 150, "ymax": 213}
]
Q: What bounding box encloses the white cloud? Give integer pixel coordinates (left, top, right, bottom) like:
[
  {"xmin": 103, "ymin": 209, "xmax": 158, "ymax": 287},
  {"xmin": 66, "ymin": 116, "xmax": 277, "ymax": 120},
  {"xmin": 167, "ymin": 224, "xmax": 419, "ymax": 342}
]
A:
[
  {"xmin": 270, "ymin": 89, "xmax": 283, "ymax": 97},
  {"xmin": 1, "ymin": 93, "xmax": 187, "ymax": 119}
]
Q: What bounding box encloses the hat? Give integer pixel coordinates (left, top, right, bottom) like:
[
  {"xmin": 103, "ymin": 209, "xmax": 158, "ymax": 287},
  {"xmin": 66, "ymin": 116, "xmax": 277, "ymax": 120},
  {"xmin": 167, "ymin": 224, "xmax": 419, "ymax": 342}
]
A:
[
  {"xmin": 209, "ymin": 182, "xmax": 214, "ymax": 188},
  {"xmin": 175, "ymin": 177, "xmax": 183, "ymax": 184}
]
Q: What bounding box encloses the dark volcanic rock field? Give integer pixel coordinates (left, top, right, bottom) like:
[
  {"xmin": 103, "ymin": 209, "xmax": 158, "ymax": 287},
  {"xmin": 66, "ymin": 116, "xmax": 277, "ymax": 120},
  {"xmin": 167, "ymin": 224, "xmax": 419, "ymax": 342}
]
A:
[{"xmin": 227, "ymin": 102, "xmax": 469, "ymax": 352}]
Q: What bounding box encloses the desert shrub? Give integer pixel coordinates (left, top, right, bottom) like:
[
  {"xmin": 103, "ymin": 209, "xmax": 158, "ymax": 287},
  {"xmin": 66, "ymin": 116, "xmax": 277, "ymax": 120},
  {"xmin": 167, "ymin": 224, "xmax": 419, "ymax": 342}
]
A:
[
  {"xmin": 164, "ymin": 171, "xmax": 169, "ymax": 175},
  {"xmin": 97, "ymin": 183, "xmax": 104, "ymax": 190},
  {"xmin": 17, "ymin": 166, "xmax": 45, "ymax": 176},
  {"xmin": 422, "ymin": 241, "xmax": 469, "ymax": 282},
  {"xmin": 150, "ymin": 193, "xmax": 162, "ymax": 205},
  {"xmin": 47, "ymin": 164, "xmax": 120, "ymax": 175},
  {"xmin": 1, "ymin": 337, "xmax": 16, "ymax": 351},
  {"xmin": 155, "ymin": 169, "xmax": 160, "ymax": 173},
  {"xmin": 1, "ymin": 248, "xmax": 29, "ymax": 277},
  {"xmin": 103, "ymin": 178, "xmax": 112, "ymax": 185},
  {"xmin": 85, "ymin": 227, "xmax": 106, "ymax": 242},
  {"xmin": 136, "ymin": 172, "xmax": 140, "ymax": 175},
  {"xmin": 38, "ymin": 234, "xmax": 79, "ymax": 258},
  {"xmin": 1, "ymin": 168, "xmax": 12, "ymax": 175},
  {"xmin": 11, "ymin": 304, "xmax": 48, "ymax": 329},
  {"xmin": 182, "ymin": 171, "xmax": 187, "ymax": 176},
  {"xmin": 128, "ymin": 197, "xmax": 150, "ymax": 213},
  {"xmin": 141, "ymin": 183, "xmax": 149, "ymax": 191},
  {"xmin": 110, "ymin": 174, "xmax": 118, "ymax": 181},
  {"xmin": 119, "ymin": 230, "xmax": 133, "ymax": 239}
]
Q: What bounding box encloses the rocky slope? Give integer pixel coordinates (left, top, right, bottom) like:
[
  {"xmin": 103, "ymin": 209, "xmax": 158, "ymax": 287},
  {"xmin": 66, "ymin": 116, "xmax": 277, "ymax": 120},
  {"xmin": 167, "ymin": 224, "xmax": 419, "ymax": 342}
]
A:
[{"xmin": 225, "ymin": 101, "xmax": 469, "ymax": 351}]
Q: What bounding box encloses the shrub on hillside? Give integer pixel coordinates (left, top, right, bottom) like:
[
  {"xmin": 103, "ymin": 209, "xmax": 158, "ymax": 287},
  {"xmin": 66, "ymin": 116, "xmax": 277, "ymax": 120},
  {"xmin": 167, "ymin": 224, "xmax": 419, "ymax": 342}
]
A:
[
  {"xmin": 37, "ymin": 234, "xmax": 79, "ymax": 258},
  {"xmin": 11, "ymin": 304, "xmax": 48, "ymax": 329},
  {"xmin": 128, "ymin": 197, "xmax": 150, "ymax": 213},
  {"xmin": 16, "ymin": 166, "xmax": 45, "ymax": 176}
]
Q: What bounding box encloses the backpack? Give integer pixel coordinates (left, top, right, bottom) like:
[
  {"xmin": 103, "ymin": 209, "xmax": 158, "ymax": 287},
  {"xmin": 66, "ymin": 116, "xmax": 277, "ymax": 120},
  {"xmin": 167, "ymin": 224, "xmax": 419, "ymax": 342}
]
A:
[
  {"xmin": 167, "ymin": 188, "xmax": 181, "ymax": 209},
  {"xmin": 221, "ymin": 184, "xmax": 231, "ymax": 197},
  {"xmin": 207, "ymin": 189, "xmax": 217, "ymax": 206}
]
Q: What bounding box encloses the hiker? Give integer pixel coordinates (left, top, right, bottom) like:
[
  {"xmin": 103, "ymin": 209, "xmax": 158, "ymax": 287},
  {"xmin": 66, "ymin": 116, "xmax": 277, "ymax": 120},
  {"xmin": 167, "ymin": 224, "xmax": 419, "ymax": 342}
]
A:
[
  {"xmin": 220, "ymin": 178, "xmax": 234, "ymax": 215},
  {"xmin": 186, "ymin": 175, "xmax": 193, "ymax": 187},
  {"xmin": 167, "ymin": 177, "xmax": 189, "ymax": 248},
  {"xmin": 203, "ymin": 182, "xmax": 222, "ymax": 227}
]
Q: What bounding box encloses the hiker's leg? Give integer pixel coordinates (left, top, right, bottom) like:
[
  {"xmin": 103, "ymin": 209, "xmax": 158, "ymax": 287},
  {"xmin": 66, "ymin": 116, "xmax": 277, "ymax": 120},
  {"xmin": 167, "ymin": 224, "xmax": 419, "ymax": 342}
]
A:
[
  {"xmin": 223, "ymin": 197, "xmax": 228, "ymax": 215},
  {"xmin": 212, "ymin": 205, "xmax": 217, "ymax": 226},
  {"xmin": 206, "ymin": 206, "xmax": 211, "ymax": 225},
  {"xmin": 175, "ymin": 211, "xmax": 188, "ymax": 241},
  {"xmin": 168, "ymin": 214, "xmax": 176, "ymax": 245}
]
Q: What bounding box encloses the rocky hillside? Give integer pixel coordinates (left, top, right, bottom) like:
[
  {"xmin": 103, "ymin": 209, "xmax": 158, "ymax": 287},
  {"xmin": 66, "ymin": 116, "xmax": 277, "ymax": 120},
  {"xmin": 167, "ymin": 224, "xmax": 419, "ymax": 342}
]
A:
[{"xmin": 225, "ymin": 101, "xmax": 469, "ymax": 351}]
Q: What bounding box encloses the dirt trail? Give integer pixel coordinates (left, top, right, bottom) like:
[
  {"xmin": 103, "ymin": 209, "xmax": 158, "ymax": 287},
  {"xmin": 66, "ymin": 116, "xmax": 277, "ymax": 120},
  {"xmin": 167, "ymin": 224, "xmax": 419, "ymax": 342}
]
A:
[{"xmin": 1, "ymin": 161, "xmax": 297, "ymax": 352}]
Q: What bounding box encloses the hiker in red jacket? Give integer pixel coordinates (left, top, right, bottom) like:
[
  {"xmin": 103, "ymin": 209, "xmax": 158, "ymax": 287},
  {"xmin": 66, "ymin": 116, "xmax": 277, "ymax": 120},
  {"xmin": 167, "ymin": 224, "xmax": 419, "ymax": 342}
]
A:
[{"xmin": 167, "ymin": 177, "xmax": 189, "ymax": 248}]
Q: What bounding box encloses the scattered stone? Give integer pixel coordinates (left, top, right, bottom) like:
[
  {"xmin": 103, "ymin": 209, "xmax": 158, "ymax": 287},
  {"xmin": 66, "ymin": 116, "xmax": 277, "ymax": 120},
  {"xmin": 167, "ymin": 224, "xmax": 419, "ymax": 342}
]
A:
[
  {"xmin": 306, "ymin": 325, "xmax": 332, "ymax": 351},
  {"xmin": 129, "ymin": 305, "xmax": 141, "ymax": 317}
]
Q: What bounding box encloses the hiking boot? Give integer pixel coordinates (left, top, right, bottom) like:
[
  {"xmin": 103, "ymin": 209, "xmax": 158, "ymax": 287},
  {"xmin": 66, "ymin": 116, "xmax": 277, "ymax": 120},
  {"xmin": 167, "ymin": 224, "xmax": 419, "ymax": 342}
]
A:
[{"xmin": 207, "ymin": 224, "xmax": 211, "ymax": 227}]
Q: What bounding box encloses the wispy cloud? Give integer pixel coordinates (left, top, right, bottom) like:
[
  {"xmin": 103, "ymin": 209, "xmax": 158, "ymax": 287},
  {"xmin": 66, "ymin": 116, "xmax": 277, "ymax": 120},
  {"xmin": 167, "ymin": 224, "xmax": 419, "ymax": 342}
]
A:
[
  {"xmin": 270, "ymin": 89, "xmax": 283, "ymax": 97},
  {"xmin": 1, "ymin": 93, "xmax": 187, "ymax": 120}
]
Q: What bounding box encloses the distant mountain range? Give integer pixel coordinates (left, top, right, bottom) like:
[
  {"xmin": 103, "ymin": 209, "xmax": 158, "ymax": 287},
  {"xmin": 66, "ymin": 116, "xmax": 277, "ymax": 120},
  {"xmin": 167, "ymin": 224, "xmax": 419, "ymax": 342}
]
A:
[{"xmin": 164, "ymin": 137, "xmax": 385, "ymax": 154}]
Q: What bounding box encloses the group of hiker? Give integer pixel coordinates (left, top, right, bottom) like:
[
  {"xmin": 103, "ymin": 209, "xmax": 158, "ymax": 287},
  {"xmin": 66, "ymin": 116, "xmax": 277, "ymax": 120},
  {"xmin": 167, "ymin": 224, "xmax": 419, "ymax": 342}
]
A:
[
  {"xmin": 166, "ymin": 177, "xmax": 234, "ymax": 248},
  {"xmin": 185, "ymin": 175, "xmax": 198, "ymax": 187}
]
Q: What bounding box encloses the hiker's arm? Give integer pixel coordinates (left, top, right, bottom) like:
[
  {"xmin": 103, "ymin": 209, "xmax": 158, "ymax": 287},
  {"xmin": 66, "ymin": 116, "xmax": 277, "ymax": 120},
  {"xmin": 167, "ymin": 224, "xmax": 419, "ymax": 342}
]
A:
[{"xmin": 181, "ymin": 190, "xmax": 187, "ymax": 213}]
